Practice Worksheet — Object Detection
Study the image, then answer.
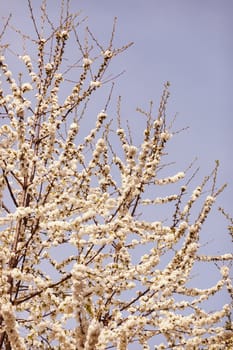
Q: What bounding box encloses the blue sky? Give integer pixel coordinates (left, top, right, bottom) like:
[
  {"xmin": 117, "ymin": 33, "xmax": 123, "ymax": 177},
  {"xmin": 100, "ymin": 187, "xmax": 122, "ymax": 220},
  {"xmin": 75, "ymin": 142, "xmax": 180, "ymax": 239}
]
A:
[
  {"xmin": 72, "ymin": 1, "xmax": 233, "ymax": 256},
  {"xmin": 73, "ymin": 0, "xmax": 233, "ymax": 182},
  {"xmin": 1, "ymin": 0, "xmax": 233, "ymax": 342}
]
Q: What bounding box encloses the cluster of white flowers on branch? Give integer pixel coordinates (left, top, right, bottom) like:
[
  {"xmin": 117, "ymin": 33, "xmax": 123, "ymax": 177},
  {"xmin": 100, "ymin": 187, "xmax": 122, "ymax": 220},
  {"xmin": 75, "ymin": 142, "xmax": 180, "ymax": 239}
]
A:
[{"xmin": 0, "ymin": 1, "xmax": 232, "ymax": 349}]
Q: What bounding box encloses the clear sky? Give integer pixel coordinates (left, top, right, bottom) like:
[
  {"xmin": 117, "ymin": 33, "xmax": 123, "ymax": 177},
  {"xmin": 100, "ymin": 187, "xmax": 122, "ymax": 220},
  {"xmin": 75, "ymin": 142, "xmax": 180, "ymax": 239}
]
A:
[
  {"xmin": 74, "ymin": 0, "xmax": 233, "ymax": 187},
  {"xmin": 1, "ymin": 0, "xmax": 233, "ymax": 341}
]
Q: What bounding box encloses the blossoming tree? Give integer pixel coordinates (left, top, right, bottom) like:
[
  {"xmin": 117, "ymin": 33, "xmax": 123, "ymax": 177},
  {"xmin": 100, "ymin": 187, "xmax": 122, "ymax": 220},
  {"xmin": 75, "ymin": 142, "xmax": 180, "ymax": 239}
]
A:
[{"xmin": 0, "ymin": 1, "xmax": 232, "ymax": 349}]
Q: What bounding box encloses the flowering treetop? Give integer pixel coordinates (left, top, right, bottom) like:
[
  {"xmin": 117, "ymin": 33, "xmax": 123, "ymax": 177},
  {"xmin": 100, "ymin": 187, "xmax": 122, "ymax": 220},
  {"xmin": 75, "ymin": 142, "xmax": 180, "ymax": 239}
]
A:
[{"xmin": 0, "ymin": 1, "xmax": 232, "ymax": 349}]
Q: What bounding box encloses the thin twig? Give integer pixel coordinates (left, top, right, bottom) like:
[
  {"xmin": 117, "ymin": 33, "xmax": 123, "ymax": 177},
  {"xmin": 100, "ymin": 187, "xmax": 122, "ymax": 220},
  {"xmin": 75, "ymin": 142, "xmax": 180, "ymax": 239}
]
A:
[{"xmin": 27, "ymin": 0, "xmax": 40, "ymax": 39}]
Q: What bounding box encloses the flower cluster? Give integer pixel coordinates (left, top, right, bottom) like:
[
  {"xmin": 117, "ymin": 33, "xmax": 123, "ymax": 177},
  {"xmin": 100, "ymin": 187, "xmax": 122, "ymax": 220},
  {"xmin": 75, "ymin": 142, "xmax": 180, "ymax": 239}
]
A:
[{"xmin": 0, "ymin": 303, "xmax": 26, "ymax": 350}]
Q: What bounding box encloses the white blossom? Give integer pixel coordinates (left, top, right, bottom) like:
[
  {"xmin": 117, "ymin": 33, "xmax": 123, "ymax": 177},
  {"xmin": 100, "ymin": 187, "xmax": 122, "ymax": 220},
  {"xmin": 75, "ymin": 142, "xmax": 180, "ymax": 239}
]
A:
[
  {"xmin": 102, "ymin": 49, "xmax": 113, "ymax": 58},
  {"xmin": 45, "ymin": 62, "xmax": 53, "ymax": 73},
  {"xmin": 220, "ymin": 266, "xmax": 229, "ymax": 278},
  {"xmin": 90, "ymin": 80, "xmax": 102, "ymax": 88},
  {"xmin": 83, "ymin": 57, "xmax": 93, "ymax": 67},
  {"xmin": 21, "ymin": 82, "xmax": 33, "ymax": 92}
]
